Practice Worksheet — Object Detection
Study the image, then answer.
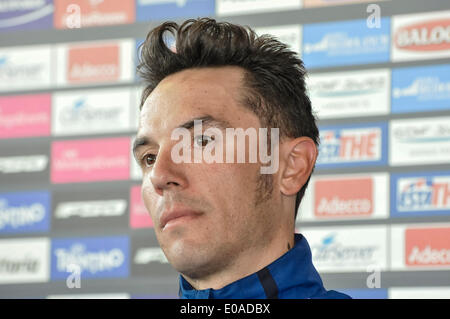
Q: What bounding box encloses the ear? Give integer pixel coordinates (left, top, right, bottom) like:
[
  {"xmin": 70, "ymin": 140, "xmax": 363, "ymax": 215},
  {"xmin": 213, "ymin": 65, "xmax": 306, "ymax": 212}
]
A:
[{"xmin": 279, "ymin": 137, "xmax": 318, "ymax": 196}]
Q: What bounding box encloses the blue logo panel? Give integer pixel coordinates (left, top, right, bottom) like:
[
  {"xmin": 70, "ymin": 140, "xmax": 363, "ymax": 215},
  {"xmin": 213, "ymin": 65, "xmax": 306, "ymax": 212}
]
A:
[
  {"xmin": 0, "ymin": 0, "xmax": 53, "ymax": 31},
  {"xmin": 391, "ymin": 171, "xmax": 450, "ymax": 218},
  {"xmin": 0, "ymin": 190, "xmax": 51, "ymax": 234},
  {"xmin": 303, "ymin": 18, "xmax": 390, "ymax": 69},
  {"xmin": 392, "ymin": 64, "xmax": 450, "ymax": 114},
  {"xmin": 316, "ymin": 122, "xmax": 388, "ymax": 169},
  {"xmin": 51, "ymin": 236, "xmax": 129, "ymax": 280},
  {"xmin": 340, "ymin": 289, "xmax": 387, "ymax": 299},
  {"xmin": 136, "ymin": 0, "xmax": 215, "ymax": 21}
]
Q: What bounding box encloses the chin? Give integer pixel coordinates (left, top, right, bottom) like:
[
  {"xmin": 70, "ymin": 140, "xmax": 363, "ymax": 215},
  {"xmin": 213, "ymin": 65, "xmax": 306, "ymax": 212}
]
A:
[{"xmin": 163, "ymin": 239, "xmax": 216, "ymax": 278}]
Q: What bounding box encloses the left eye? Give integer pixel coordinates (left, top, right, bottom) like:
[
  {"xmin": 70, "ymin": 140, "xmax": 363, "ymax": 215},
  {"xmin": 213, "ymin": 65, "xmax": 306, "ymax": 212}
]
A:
[{"xmin": 194, "ymin": 135, "xmax": 214, "ymax": 147}]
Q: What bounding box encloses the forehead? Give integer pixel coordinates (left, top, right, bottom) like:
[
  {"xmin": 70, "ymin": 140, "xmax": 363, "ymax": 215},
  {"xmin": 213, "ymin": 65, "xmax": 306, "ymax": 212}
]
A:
[{"xmin": 138, "ymin": 67, "xmax": 259, "ymax": 134}]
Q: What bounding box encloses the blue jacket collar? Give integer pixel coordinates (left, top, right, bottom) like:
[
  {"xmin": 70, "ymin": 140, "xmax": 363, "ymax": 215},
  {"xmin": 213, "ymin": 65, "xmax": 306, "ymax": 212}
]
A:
[{"xmin": 179, "ymin": 233, "xmax": 329, "ymax": 299}]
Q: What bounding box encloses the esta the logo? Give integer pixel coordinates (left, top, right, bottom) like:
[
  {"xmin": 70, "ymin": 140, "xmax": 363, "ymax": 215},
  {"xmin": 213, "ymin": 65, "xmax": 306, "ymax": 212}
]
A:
[
  {"xmin": 398, "ymin": 177, "xmax": 450, "ymax": 211},
  {"xmin": 319, "ymin": 129, "xmax": 379, "ymax": 162}
]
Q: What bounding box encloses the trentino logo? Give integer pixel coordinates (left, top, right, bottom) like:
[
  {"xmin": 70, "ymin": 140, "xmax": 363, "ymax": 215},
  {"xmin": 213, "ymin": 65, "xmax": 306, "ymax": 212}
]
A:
[
  {"xmin": 0, "ymin": 191, "xmax": 50, "ymax": 234},
  {"xmin": 51, "ymin": 236, "xmax": 129, "ymax": 279}
]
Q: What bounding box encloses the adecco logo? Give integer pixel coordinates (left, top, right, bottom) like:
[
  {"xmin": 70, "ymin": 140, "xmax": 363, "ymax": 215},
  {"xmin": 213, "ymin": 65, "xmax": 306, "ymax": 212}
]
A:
[
  {"xmin": 67, "ymin": 44, "xmax": 119, "ymax": 83},
  {"xmin": 298, "ymin": 173, "xmax": 389, "ymax": 222},
  {"xmin": 314, "ymin": 177, "xmax": 373, "ymax": 218},
  {"xmin": 405, "ymin": 227, "xmax": 450, "ymax": 267}
]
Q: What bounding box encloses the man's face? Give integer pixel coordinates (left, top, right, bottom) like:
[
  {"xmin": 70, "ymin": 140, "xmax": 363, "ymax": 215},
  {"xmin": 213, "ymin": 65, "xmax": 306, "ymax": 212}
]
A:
[{"xmin": 134, "ymin": 66, "xmax": 280, "ymax": 279}]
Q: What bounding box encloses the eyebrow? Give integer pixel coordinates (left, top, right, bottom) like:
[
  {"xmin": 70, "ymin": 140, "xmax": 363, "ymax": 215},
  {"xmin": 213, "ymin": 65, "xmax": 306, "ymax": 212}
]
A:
[{"xmin": 132, "ymin": 115, "xmax": 231, "ymax": 157}]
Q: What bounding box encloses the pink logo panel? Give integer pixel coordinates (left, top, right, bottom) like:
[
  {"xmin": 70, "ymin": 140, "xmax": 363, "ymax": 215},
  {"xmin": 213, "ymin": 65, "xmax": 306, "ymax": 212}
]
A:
[
  {"xmin": 129, "ymin": 185, "xmax": 153, "ymax": 229},
  {"xmin": 0, "ymin": 94, "xmax": 51, "ymax": 139},
  {"xmin": 51, "ymin": 137, "xmax": 130, "ymax": 183}
]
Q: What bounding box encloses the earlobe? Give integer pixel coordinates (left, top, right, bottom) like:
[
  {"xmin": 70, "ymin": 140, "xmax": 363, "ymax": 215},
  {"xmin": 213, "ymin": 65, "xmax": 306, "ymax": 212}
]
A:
[{"xmin": 279, "ymin": 137, "xmax": 317, "ymax": 196}]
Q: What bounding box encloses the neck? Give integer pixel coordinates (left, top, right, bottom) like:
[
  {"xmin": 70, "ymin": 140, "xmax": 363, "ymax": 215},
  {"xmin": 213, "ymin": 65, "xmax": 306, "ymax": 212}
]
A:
[{"xmin": 182, "ymin": 229, "xmax": 295, "ymax": 290}]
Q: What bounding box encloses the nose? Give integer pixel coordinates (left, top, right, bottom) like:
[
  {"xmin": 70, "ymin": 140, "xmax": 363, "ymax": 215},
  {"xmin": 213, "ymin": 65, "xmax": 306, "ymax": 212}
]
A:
[{"xmin": 149, "ymin": 143, "xmax": 187, "ymax": 196}]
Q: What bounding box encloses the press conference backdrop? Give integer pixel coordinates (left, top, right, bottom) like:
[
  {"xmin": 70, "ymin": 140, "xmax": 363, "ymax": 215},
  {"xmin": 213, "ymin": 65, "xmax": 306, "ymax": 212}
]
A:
[{"xmin": 0, "ymin": 0, "xmax": 449, "ymax": 299}]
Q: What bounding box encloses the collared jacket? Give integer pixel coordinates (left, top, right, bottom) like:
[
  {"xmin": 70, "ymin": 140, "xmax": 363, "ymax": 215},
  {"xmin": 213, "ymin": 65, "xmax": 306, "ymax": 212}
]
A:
[{"xmin": 179, "ymin": 233, "xmax": 352, "ymax": 299}]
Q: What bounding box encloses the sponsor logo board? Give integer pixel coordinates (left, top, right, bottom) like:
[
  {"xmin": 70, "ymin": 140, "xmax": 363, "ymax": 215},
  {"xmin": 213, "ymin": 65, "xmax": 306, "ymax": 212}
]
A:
[
  {"xmin": 131, "ymin": 232, "xmax": 177, "ymax": 277},
  {"xmin": 54, "ymin": 0, "xmax": 135, "ymax": 29},
  {"xmin": 253, "ymin": 24, "xmax": 302, "ymax": 56},
  {"xmin": 0, "ymin": 191, "xmax": 50, "ymax": 234},
  {"xmin": 339, "ymin": 289, "xmax": 387, "ymax": 299},
  {"xmin": 391, "ymin": 224, "xmax": 450, "ymax": 270},
  {"xmin": 303, "ymin": 18, "xmax": 390, "ymax": 68},
  {"xmin": 392, "ymin": 10, "xmax": 450, "ymax": 62},
  {"xmin": 137, "ymin": 0, "xmax": 214, "ymax": 21},
  {"xmin": 0, "ymin": 94, "xmax": 50, "ymax": 139},
  {"xmin": 304, "ymin": 0, "xmax": 386, "ymax": 8},
  {"xmin": 301, "ymin": 225, "xmax": 388, "ymax": 272},
  {"xmin": 392, "ymin": 64, "xmax": 450, "ymax": 114},
  {"xmin": 0, "ymin": 0, "xmax": 53, "ymax": 31},
  {"xmin": 52, "ymin": 88, "xmax": 133, "ymax": 136},
  {"xmin": 0, "ymin": 237, "xmax": 50, "ymax": 284},
  {"xmin": 216, "ymin": 0, "xmax": 301, "ymax": 16},
  {"xmin": 47, "ymin": 293, "xmax": 130, "ymax": 299},
  {"xmin": 52, "ymin": 188, "xmax": 128, "ymax": 231},
  {"xmin": 391, "ymin": 171, "xmax": 450, "ymax": 218},
  {"xmin": 317, "ymin": 122, "xmax": 388, "ymax": 169},
  {"xmin": 389, "ymin": 287, "xmax": 450, "ymax": 299},
  {"xmin": 56, "ymin": 39, "xmax": 134, "ymax": 86},
  {"xmin": 0, "ymin": 141, "xmax": 50, "ymax": 186},
  {"xmin": 51, "ymin": 236, "xmax": 129, "ymax": 279},
  {"xmin": 298, "ymin": 173, "xmax": 389, "ymax": 222},
  {"xmin": 0, "ymin": 45, "xmax": 52, "ymax": 92},
  {"xmin": 390, "ymin": 117, "xmax": 450, "ymax": 166},
  {"xmin": 51, "ymin": 137, "xmax": 131, "ymax": 184},
  {"xmin": 308, "ymin": 69, "xmax": 390, "ymax": 119},
  {"xmin": 130, "ymin": 185, "xmax": 153, "ymax": 229}
]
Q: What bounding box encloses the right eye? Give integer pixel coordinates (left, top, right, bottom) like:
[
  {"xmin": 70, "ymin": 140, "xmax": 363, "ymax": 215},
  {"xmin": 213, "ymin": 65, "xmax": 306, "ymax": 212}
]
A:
[{"xmin": 142, "ymin": 154, "xmax": 157, "ymax": 167}]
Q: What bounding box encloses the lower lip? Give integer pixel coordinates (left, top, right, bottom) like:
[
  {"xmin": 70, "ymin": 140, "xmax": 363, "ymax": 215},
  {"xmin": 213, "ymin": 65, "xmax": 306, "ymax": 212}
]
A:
[{"xmin": 162, "ymin": 215, "xmax": 198, "ymax": 230}]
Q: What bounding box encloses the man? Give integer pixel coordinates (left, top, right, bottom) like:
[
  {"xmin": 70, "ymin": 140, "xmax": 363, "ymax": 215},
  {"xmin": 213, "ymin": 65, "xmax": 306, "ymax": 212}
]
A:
[{"xmin": 133, "ymin": 18, "xmax": 351, "ymax": 299}]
